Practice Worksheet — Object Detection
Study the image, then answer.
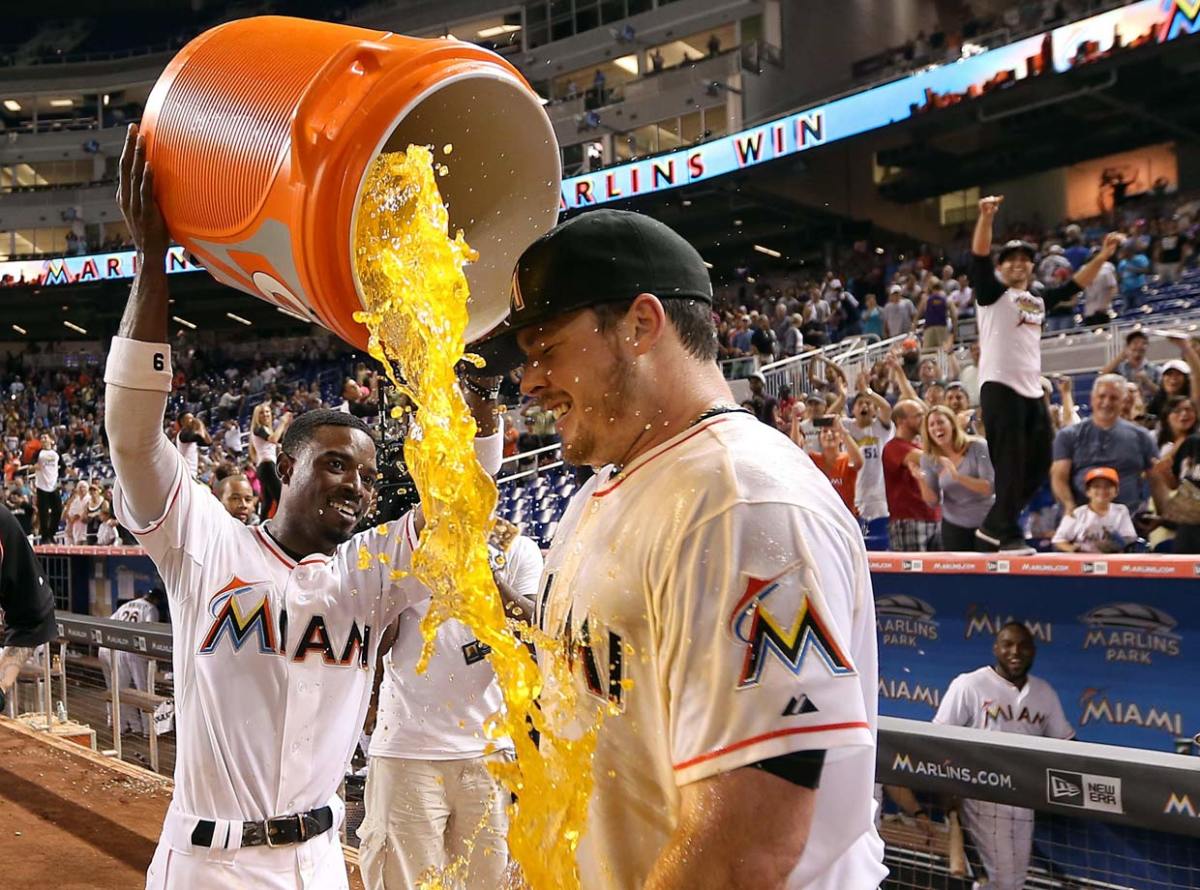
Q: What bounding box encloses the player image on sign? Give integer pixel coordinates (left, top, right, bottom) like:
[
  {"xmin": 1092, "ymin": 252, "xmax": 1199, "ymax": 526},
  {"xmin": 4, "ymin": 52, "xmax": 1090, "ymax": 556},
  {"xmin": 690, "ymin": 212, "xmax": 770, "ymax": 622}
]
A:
[
  {"xmin": 934, "ymin": 622, "xmax": 1075, "ymax": 890},
  {"xmin": 475, "ymin": 208, "xmax": 886, "ymax": 889}
]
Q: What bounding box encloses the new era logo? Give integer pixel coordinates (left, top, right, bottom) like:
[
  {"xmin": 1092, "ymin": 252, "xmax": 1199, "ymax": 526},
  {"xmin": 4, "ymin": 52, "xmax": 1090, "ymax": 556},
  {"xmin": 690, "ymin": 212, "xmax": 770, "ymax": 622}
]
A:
[
  {"xmin": 782, "ymin": 694, "xmax": 819, "ymax": 717},
  {"xmin": 1048, "ymin": 771, "xmax": 1082, "ymax": 805},
  {"xmin": 902, "ymin": 559, "xmax": 924, "ymax": 572},
  {"xmin": 1047, "ymin": 768, "xmax": 1123, "ymax": 814}
]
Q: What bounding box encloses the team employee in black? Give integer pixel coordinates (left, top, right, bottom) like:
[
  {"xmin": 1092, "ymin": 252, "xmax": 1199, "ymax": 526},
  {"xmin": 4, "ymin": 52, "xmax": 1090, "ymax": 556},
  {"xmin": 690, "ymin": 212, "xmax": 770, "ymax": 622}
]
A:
[
  {"xmin": 0, "ymin": 502, "xmax": 58, "ymax": 711},
  {"xmin": 970, "ymin": 195, "xmax": 1123, "ymax": 552}
]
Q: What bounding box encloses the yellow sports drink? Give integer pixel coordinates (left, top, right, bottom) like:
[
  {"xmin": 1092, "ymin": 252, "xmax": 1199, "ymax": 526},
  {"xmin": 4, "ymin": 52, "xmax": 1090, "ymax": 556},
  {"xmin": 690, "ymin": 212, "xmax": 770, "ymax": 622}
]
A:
[{"xmin": 353, "ymin": 146, "xmax": 600, "ymax": 890}]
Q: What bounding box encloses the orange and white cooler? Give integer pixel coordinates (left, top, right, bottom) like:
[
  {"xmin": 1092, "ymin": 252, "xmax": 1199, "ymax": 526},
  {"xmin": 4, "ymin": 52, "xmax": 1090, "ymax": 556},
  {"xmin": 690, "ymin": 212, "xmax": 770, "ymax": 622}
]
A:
[{"xmin": 140, "ymin": 15, "xmax": 561, "ymax": 348}]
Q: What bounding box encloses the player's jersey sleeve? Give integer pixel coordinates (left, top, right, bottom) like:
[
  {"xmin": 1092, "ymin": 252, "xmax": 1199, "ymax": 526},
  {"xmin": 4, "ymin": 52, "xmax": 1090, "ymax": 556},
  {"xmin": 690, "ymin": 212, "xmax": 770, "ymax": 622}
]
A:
[
  {"xmin": 112, "ymin": 446, "xmax": 240, "ymax": 604},
  {"xmin": 658, "ymin": 501, "xmax": 874, "ymax": 787},
  {"xmin": 932, "ymin": 675, "xmax": 972, "ymax": 727},
  {"xmin": 504, "ymin": 536, "xmax": 544, "ymax": 602},
  {"xmin": 1041, "ymin": 683, "xmax": 1075, "ymax": 740}
]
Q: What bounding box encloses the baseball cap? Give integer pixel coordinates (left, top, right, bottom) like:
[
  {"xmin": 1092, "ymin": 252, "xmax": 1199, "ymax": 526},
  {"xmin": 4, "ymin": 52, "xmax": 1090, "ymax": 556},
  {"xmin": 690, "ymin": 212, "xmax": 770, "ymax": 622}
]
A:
[
  {"xmin": 1162, "ymin": 359, "xmax": 1190, "ymax": 376},
  {"xmin": 829, "ymin": 278, "xmax": 843, "ymax": 289},
  {"xmin": 472, "ymin": 209, "xmax": 713, "ymax": 371},
  {"xmin": 1085, "ymin": 466, "xmax": 1119, "ymax": 487},
  {"xmin": 998, "ymin": 240, "xmax": 1036, "ymax": 262},
  {"xmin": 804, "ymin": 392, "xmax": 825, "ymax": 404},
  {"xmin": 901, "ymin": 337, "xmax": 920, "ymax": 351},
  {"xmin": 750, "ymin": 371, "xmax": 766, "ymax": 385},
  {"xmin": 889, "ymin": 284, "xmax": 902, "ymax": 294}
]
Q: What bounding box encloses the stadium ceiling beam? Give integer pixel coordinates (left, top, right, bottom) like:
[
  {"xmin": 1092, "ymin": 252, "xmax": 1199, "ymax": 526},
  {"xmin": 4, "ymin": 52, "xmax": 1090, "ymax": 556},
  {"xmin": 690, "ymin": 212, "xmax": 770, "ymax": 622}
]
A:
[{"xmin": 1085, "ymin": 91, "xmax": 1200, "ymax": 144}]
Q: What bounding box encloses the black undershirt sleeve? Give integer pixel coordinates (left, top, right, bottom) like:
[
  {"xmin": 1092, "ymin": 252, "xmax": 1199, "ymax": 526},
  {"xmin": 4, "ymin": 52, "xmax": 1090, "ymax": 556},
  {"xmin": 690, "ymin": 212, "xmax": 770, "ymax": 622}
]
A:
[
  {"xmin": 749, "ymin": 749, "xmax": 826, "ymax": 789},
  {"xmin": 968, "ymin": 254, "xmax": 1006, "ymax": 307},
  {"xmin": 1043, "ymin": 278, "xmax": 1083, "ymax": 311}
]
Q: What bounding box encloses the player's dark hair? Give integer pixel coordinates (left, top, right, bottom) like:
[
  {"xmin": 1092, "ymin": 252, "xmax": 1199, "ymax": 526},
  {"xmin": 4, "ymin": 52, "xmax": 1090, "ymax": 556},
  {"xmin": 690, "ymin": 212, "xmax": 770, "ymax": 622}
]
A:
[
  {"xmin": 280, "ymin": 409, "xmax": 375, "ymax": 456},
  {"xmin": 593, "ymin": 297, "xmax": 719, "ymax": 363},
  {"xmin": 997, "ymin": 620, "xmax": 1033, "ymax": 640},
  {"xmin": 211, "ymin": 462, "xmax": 240, "ymax": 484}
]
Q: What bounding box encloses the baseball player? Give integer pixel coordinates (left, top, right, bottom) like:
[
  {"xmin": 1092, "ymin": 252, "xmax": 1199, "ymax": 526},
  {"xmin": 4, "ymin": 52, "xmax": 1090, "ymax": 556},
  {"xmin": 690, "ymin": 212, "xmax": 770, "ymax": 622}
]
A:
[
  {"xmin": 934, "ymin": 622, "xmax": 1074, "ymax": 890},
  {"xmin": 358, "ymin": 518, "xmax": 543, "ymax": 889},
  {"xmin": 476, "ymin": 209, "xmax": 887, "ymax": 889},
  {"xmin": 98, "ymin": 587, "xmax": 166, "ymax": 737},
  {"xmin": 108, "ymin": 124, "xmax": 502, "ymax": 890},
  {"xmin": 0, "ymin": 501, "xmax": 58, "ymax": 712}
]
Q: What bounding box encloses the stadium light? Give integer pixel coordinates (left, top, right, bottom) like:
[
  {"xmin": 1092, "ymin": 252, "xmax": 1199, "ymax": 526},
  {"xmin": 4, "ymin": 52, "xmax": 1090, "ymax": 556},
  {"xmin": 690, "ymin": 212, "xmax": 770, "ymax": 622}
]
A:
[
  {"xmin": 172, "ymin": 315, "xmax": 197, "ymax": 329},
  {"xmin": 477, "ymin": 24, "xmax": 521, "ymax": 38},
  {"xmin": 63, "ymin": 321, "xmax": 87, "ymax": 334},
  {"xmin": 753, "ymin": 244, "xmax": 782, "ymax": 258},
  {"xmin": 103, "ymin": 94, "xmax": 110, "ymax": 106},
  {"xmin": 3, "ymin": 100, "xmax": 20, "ymax": 112},
  {"xmin": 11, "ymin": 324, "xmax": 26, "ymax": 335},
  {"xmin": 613, "ymin": 55, "xmax": 638, "ymax": 74},
  {"xmin": 49, "ymin": 98, "xmax": 74, "ymax": 108},
  {"xmin": 225, "ymin": 312, "xmax": 252, "ymax": 326}
]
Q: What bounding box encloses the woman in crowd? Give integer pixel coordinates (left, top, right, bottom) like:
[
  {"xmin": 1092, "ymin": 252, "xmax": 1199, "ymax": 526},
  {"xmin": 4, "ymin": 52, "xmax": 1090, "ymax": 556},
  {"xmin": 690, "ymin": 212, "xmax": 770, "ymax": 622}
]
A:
[
  {"xmin": 916, "ymin": 405, "xmax": 996, "ymax": 550},
  {"xmin": 84, "ymin": 481, "xmax": 105, "ymax": 545},
  {"xmin": 249, "ymin": 402, "xmax": 292, "ymax": 523},
  {"xmin": 1157, "ymin": 395, "xmax": 1198, "ymax": 459}
]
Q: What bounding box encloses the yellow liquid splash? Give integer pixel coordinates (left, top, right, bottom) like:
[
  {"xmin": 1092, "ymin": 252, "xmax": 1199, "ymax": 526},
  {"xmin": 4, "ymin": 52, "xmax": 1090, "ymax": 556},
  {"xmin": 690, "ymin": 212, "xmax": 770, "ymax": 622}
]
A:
[{"xmin": 353, "ymin": 146, "xmax": 599, "ymax": 890}]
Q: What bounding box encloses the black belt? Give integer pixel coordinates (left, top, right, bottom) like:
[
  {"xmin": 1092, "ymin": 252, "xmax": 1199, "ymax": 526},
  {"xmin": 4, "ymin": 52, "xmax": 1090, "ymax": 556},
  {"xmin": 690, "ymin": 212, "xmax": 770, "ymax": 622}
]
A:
[{"xmin": 191, "ymin": 806, "xmax": 334, "ymax": 849}]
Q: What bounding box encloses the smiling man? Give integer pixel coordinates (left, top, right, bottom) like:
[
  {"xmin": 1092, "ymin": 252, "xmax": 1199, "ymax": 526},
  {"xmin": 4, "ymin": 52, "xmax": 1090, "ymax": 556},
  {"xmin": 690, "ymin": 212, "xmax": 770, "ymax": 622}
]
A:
[
  {"xmin": 477, "ymin": 208, "xmax": 886, "ymax": 890},
  {"xmin": 934, "ymin": 623, "xmax": 1074, "ymax": 890},
  {"xmin": 106, "ymin": 124, "xmax": 502, "ymax": 890}
]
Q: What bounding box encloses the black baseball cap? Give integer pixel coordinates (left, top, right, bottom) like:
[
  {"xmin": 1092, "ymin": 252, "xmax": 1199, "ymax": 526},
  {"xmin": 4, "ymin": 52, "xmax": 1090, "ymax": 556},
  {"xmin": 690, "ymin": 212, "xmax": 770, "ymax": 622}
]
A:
[
  {"xmin": 997, "ymin": 239, "xmax": 1037, "ymax": 262},
  {"xmin": 472, "ymin": 209, "xmax": 713, "ymax": 371}
]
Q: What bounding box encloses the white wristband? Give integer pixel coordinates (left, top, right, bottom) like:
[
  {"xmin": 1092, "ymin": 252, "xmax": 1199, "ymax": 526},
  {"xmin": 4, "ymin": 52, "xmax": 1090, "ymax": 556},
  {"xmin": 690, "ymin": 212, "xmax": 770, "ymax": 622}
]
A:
[
  {"xmin": 104, "ymin": 337, "xmax": 173, "ymax": 393},
  {"xmin": 474, "ymin": 420, "xmax": 504, "ymax": 477}
]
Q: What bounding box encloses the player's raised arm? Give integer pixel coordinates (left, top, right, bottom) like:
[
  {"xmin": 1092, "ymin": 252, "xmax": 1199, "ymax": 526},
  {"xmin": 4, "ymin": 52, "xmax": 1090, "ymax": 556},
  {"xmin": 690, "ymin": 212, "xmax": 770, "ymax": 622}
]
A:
[{"xmin": 103, "ymin": 123, "xmax": 180, "ymax": 527}]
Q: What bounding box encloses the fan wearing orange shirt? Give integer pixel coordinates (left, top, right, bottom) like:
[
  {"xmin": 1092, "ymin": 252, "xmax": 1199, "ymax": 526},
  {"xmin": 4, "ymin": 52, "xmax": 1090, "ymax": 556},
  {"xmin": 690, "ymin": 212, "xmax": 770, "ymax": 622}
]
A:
[{"xmin": 809, "ymin": 421, "xmax": 864, "ymax": 516}]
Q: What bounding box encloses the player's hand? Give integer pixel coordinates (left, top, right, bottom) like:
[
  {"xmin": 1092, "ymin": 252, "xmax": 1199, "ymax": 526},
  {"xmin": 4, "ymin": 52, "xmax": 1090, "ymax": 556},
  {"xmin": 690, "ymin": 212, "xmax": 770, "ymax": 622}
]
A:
[
  {"xmin": 978, "ymin": 195, "xmax": 1004, "ymax": 217},
  {"xmin": 1101, "ymin": 232, "xmax": 1125, "ymax": 258},
  {"xmin": 117, "ymin": 123, "xmax": 169, "ymax": 261}
]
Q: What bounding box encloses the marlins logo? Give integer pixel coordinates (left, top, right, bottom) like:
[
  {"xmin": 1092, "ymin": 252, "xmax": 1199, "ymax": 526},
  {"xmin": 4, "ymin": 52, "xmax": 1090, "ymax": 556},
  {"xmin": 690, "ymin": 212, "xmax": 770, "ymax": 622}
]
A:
[
  {"xmin": 199, "ymin": 576, "xmax": 275, "ymax": 656},
  {"xmin": 1081, "ymin": 603, "xmax": 1180, "ymax": 664},
  {"xmin": 730, "ymin": 572, "xmax": 855, "ymax": 689},
  {"xmin": 876, "ymin": 593, "xmax": 939, "ymax": 647}
]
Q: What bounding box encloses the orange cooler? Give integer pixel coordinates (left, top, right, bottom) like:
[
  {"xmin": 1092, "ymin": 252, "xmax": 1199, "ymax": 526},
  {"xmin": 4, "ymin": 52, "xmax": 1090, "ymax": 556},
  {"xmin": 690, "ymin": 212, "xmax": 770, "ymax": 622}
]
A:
[{"xmin": 140, "ymin": 15, "xmax": 561, "ymax": 348}]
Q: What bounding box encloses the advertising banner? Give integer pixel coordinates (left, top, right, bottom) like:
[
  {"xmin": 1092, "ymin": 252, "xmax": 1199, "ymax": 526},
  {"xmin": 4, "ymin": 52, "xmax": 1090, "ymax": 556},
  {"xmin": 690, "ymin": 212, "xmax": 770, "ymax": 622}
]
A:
[{"xmin": 873, "ymin": 555, "xmax": 1200, "ymax": 753}]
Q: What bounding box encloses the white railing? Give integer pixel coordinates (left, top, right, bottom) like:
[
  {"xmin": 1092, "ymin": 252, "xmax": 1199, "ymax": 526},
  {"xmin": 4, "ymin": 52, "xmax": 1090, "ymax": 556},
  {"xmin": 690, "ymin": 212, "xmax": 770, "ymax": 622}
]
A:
[{"xmin": 496, "ymin": 442, "xmax": 564, "ymax": 486}]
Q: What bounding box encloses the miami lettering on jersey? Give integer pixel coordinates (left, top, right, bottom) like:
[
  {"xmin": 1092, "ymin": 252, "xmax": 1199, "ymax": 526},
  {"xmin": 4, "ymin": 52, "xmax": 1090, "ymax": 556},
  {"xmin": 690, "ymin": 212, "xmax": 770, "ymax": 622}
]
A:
[
  {"xmin": 563, "ymin": 606, "xmax": 625, "ymax": 711},
  {"xmin": 980, "ymin": 699, "xmax": 1048, "ymax": 729},
  {"xmin": 198, "ymin": 575, "xmax": 372, "ymax": 668},
  {"xmin": 729, "ymin": 572, "xmax": 856, "ymax": 689}
]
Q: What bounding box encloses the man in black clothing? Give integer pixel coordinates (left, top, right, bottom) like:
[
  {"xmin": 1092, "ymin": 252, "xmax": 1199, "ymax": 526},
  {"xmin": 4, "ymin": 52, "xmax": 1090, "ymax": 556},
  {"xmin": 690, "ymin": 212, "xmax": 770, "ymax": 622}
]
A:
[
  {"xmin": 969, "ymin": 195, "xmax": 1123, "ymax": 552},
  {"xmin": 0, "ymin": 502, "xmax": 58, "ymax": 711}
]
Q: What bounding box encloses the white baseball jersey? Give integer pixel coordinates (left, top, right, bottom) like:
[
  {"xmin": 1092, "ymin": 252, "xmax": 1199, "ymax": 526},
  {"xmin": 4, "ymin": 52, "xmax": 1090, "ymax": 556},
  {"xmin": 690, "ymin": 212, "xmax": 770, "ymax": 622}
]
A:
[
  {"xmin": 175, "ymin": 436, "xmax": 200, "ymax": 478},
  {"xmin": 111, "ymin": 596, "xmax": 160, "ymax": 624},
  {"xmin": 114, "ymin": 446, "xmax": 426, "ymax": 823},
  {"xmin": 34, "ymin": 448, "xmax": 59, "ymax": 493},
  {"xmin": 843, "ymin": 417, "xmax": 892, "ymax": 521},
  {"xmin": 1052, "ymin": 504, "xmax": 1136, "ymax": 552},
  {"xmin": 933, "ymin": 666, "xmax": 1074, "ymax": 739},
  {"xmin": 536, "ymin": 412, "xmax": 886, "ymax": 890},
  {"xmin": 370, "ymin": 535, "xmax": 543, "ymax": 759}
]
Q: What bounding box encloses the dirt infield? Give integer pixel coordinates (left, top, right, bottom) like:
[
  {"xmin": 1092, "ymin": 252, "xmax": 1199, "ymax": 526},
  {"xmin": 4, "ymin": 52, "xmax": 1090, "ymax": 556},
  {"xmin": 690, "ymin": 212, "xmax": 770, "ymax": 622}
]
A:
[{"xmin": 0, "ymin": 719, "xmax": 365, "ymax": 888}]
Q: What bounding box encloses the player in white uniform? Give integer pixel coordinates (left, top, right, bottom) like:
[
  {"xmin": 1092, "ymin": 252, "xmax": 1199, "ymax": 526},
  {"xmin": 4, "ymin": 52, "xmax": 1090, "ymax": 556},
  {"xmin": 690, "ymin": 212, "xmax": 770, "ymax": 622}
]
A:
[
  {"xmin": 98, "ymin": 587, "xmax": 166, "ymax": 736},
  {"xmin": 358, "ymin": 523, "xmax": 543, "ymax": 889},
  {"xmin": 842, "ymin": 378, "xmax": 893, "ymax": 528},
  {"xmin": 108, "ymin": 124, "xmax": 502, "ymax": 890},
  {"xmin": 934, "ymin": 622, "xmax": 1074, "ymax": 890},
  {"xmin": 477, "ymin": 209, "xmax": 886, "ymax": 889}
]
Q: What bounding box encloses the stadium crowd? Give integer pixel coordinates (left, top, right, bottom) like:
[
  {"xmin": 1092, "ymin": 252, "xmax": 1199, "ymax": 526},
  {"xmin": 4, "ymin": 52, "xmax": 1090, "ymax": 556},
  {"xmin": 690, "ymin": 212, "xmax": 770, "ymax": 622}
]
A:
[{"xmin": 1, "ymin": 189, "xmax": 1198, "ymax": 554}]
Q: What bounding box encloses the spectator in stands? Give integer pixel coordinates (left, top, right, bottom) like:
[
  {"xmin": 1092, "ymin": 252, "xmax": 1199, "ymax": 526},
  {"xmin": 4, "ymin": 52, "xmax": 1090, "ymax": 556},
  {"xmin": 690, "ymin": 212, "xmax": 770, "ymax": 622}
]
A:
[
  {"xmin": 882, "ymin": 285, "xmax": 916, "ymax": 338},
  {"xmin": 730, "ymin": 315, "xmax": 753, "ymax": 356},
  {"xmin": 221, "ymin": 417, "xmax": 243, "ymax": 457},
  {"xmin": 1117, "ymin": 240, "xmax": 1151, "ymax": 308},
  {"xmin": 1051, "ymin": 374, "xmax": 1157, "ymax": 515},
  {"xmin": 214, "ymin": 472, "xmax": 257, "ymax": 526},
  {"xmin": 1080, "ymin": 246, "xmax": 1119, "ymax": 326},
  {"xmin": 808, "ymin": 421, "xmax": 862, "ymax": 516},
  {"xmin": 831, "ymin": 283, "xmax": 862, "ymax": 340},
  {"xmin": 915, "ymin": 407, "xmax": 994, "ymax": 551},
  {"xmin": 1052, "ymin": 467, "xmax": 1136, "ymax": 553},
  {"xmin": 1146, "ymin": 339, "xmax": 1200, "ymax": 421},
  {"xmin": 751, "ymin": 315, "xmax": 777, "ymax": 365},
  {"xmin": 843, "ymin": 378, "xmax": 893, "ymax": 535},
  {"xmin": 1157, "ymin": 395, "xmax": 1198, "ymax": 459},
  {"xmin": 25, "ymin": 434, "xmax": 61, "ymax": 544},
  {"xmin": 174, "ymin": 412, "xmax": 210, "ymax": 478},
  {"xmin": 1150, "ymin": 427, "xmax": 1200, "ymax": 554},
  {"xmin": 84, "ymin": 482, "xmax": 105, "ymax": 544},
  {"xmin": 747, "ymin": 373, "xmax": 779, "ymax": 427},
  {"xmin": 1103, "ymin": 330, "xmax": 1160, "ymax": 399},
  {"xmin": 883, "ymin": 400, "xmax": 940, "ymax": 551},
  {"xmin": 861, "ymin": 294, "xmax": 884, "ymax": 341},
  {"xmin": 780, "ymin": 313, "xmax": 804, "ymax": 358},
  {"xmin": 1063, "ymin": 223, "xmax": 1090, "ymax": 269},
  {"xmin": 1037, "ymin": 244, "xmax": 1072, "ymax": 287},
  {"xmin": 6, "ymin": 486, "xmax": 34, "ymax": 537},
  {"xmin": 970, "ymin": 195, "xmax": 1122, "ymax": 553},
  {"xmin": 95, "ymin": 505, "xmax": 121, "ymax": 546},
  {"xmin": 1153, "ymin": 217, "xmax": 1189, "ymax": 283},
  {"xmin": 337, "ymin": 375, "xmax": 379, "ymax": 418},
  {"xmin": 917, "ymin": 281, "xmax": 954, "ymax": 349},
  {"xmin": 64, "ymin": 479, "xmax": 90, "ymax": 545},
  {"xmin": 950, "ymin": 342, "xmax": 982, "ymax": 406}
]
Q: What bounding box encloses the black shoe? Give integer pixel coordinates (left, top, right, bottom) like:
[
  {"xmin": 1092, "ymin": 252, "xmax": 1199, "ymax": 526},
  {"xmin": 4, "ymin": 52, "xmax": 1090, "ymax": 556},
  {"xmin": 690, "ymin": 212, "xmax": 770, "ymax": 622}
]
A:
[
  {"xmin": 998, "ymin": 538, "xmax": 1037, "ymax": 556},
  {"xmin": 975, "ymin": 528, "xmax": 1001, "ymax": 552}
]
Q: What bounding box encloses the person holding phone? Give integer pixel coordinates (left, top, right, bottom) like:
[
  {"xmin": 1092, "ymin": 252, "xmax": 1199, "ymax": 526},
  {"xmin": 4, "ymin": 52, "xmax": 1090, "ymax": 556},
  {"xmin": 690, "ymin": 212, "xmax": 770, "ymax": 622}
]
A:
[{"xmin": 809, "ymin": 421, "xmax": 864, "ymax": 517}]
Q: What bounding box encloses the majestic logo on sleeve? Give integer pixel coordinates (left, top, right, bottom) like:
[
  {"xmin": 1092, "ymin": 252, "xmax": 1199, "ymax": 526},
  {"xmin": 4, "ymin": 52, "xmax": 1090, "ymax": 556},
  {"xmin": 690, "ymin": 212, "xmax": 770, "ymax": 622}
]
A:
[
  {"xmin": 199, "ymin": 576, "xmax": 277, "ymax": 655},
  {"xmin": 729, "ymin": 573, "xmax": 855, "ymax": 689}
]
